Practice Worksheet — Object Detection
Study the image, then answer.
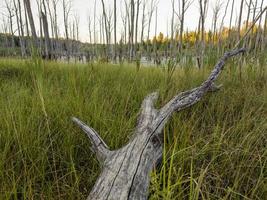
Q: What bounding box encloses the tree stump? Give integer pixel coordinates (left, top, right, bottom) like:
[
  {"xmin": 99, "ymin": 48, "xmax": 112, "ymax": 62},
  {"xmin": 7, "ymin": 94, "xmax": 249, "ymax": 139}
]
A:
[{"xmin": 72, "ymin": 48, "xmax": 245, "ymax": 200}]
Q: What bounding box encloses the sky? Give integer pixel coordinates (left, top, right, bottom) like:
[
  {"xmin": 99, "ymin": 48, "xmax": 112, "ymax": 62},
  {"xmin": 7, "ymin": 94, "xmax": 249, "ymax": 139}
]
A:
[{"xmin": 0, "ymin": 0, "xmax": 267, "ymax": 42}]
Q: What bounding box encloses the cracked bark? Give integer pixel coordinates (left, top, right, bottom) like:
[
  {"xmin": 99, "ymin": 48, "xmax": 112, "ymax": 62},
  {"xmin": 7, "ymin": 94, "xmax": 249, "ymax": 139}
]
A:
[{"xmin": 72, "ymin": 48, "xmax": 245, "ymax": 200}]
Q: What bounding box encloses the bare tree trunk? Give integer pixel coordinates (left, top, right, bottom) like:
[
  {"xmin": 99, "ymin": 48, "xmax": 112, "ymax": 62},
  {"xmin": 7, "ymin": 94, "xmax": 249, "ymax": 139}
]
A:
[
  {"xmin": 245, "ymin": 0, "xmax": 252, "ymax": 30},
  {"xmin": 41, "ymin": 11, "xmax": 52, "ymax": 59},
  {"xmin": 87, "ymin": 14, "xmax": 92, "ymax": 43},
  {"xmin": 52, "ymin": 0, "xmax": 59, "ymax": 40},
  {"xmin": 36, "ymin": 0, "xmax": 44, "ymax": 54},
  {"xmin": 100, "ymin": 0, "xmax": 110, "ymax": 59},
  {"xmin": 147, "ymin": 0, "xmax": 157, "ymax": 60},
  {"xmin": 135, "ymin": 0, "xmax": 141, "ymax": 54},
  {"xmin": 262, "ymin": 10, "xmax": 267, "ymax": 51},
  {"xmin": 228, "ymin": 0, "xmax": 234, "ymax": 47},
  {"xmin": 170, "ymin": 0, "xmax": 175, "ymax": 55},
  {"xmin": 198, "ymin": 0, "xmax": 209, "ymax": 68},
  {"xmin": 63, "ymin": 0, "xmax": 71, "ymax": 61},
  {"xmin": 24, "ymin": 0, "xmax": 38, "ymax": 49},
  {"xmin": 153, "ymin": 7, "xmax": 158, "ymax": 64},
  {"xmin": 218, "ymin": 0, "xmax": 230, "ymax": 50},
  {"xmin": 212, "ymin": 1, "xmax": 222, "ymax": 44},
  {"xmin": 93, "ymin": 0, "xmax": 97, "ymax": 58},
  {"xmin": 140, "ymin": 1, "xmax": 146, "ymax": 43},
  {"xmin": 237, "ymin": 0, "xmax": 244, "ymax": 41},
  {"xmin": 114, "ymin": 0, "xmax": 117, "ymax": 61},
  {"xmin": 178, "ymin": 0, "xmax": 185, "ymax": 52},
  {"xmin": 17, "ymin": 0, "xmax": 27, "ymax": 56},
  {"xmin": 5, "ymin": 0, "xmax": 15, "ymax": 49},
  {"xmin": 72, "ymin": 48, "xmax": 245, "ymax": 200},
  {"xmin": 254, "ymin": 0, "xmax": 264, "ymax": 52},
  {"xmin": 129, "ymin": 0, "xmax": 135, "ymax": 61},
  {"xmin": 24, "ymin": 0, "xmax": 30, "ymax": 37},
  {"xmin": 13, "ymin": 0, "xmax": 26, "ymax": 57},
  {"xmin": 45, "ymin": 0, "xmax": 55, "ymax": 56},
  {"xmin": 248, "ymin": 0, "xmax": 258, "ymax": 49}
]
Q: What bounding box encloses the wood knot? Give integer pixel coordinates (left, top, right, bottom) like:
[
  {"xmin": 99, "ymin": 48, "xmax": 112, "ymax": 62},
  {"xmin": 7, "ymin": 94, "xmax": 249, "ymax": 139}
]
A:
[{"xmin": 151, "ymin": 135, "xmax": 162, "ymax": 148}]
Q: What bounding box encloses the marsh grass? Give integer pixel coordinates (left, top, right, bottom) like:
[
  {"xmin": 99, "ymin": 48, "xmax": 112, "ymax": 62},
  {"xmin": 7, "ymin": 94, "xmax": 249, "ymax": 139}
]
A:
[{"xmin": 0, "ymin": 58, "xmax": 266, "ymax": 199}]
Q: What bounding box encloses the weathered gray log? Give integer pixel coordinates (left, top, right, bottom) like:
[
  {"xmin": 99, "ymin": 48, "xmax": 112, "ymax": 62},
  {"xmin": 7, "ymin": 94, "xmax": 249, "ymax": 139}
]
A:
[{"xmin": 72, "ymin": 48, "xmax": 245, "ymax": 200}]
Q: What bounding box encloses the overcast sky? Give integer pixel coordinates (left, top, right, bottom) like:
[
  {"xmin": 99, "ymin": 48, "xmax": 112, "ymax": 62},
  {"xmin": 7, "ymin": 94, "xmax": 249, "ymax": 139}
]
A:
[{"xmin": 0, "ymin": 0, "xmax": 267, "ymax": 42}]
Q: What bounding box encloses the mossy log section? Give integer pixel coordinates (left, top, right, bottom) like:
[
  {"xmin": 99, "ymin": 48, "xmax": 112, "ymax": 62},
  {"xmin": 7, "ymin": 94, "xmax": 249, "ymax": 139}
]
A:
[{"xmin": 72, "ymin": 48, "xmax": 245, "ymax": 200}]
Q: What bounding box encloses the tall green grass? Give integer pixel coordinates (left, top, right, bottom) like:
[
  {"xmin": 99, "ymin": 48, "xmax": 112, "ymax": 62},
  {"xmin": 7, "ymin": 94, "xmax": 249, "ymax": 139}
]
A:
[{"xmin": 0, "ymin": 58, "xmax": 266, "ymax": 199}]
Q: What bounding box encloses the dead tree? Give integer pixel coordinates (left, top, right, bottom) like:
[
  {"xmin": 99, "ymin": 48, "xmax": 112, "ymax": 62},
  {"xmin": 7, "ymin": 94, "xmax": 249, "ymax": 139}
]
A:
[
  {"xmin": 16, "ymin": 0, "xmax": 26, "ymax": 56},
  {"xmin": 174, "ymin": 0, "xmax": 193, "ymax": 52},
  {"xmin": 197, "ymin": 0, "xmax": 209, "ymax": 68},
  {"xmin": 211, "ymin": 0, "xmax": 223, "ymax": 44},
  {"xmin": 72, "ymin": 48, "xmax": 245, "ymax": 200},
  {"xmin": 41, "ymin": 11, "xmax": 52, "ymax": 59},
  {"xmin": 5, "ymin": 0, "xmax": 15, "ymax": 49},
  {"xmin": 24, "ymin": 0, "xmax": 38, "ymax": 49},
  {"xmin": 237, "ymin": 0, "xmax": 245, "ymax": 41},
  {"xmin": 114, "ymin": 0, "xmax": 117, "ymax": 61}
]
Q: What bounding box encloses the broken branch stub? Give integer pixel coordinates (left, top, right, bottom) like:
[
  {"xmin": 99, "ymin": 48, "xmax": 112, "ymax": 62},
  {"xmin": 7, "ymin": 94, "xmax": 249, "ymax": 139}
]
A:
[{"xmin": 72, "ymin": 48, "xmax": 245, "ymax": 200}]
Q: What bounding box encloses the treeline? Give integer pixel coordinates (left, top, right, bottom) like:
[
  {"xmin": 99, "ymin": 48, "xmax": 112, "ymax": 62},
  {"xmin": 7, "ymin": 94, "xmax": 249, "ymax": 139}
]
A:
[{"xmin": 1, "ymin": 0, "xmax": 267, "ymax": 64}]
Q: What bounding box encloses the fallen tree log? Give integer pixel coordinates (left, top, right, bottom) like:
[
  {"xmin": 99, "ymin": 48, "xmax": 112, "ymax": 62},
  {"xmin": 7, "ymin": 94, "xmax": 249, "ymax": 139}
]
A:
[{"xmin": 72, "ymin": 48, "xmax": 245, "ymax": 200}]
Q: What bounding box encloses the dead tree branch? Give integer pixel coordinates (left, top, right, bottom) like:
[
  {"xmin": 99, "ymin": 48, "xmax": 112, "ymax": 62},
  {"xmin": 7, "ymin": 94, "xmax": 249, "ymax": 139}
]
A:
[{"xmin": 72, "ymin": 48, "xmax": 245, "ymax": 200}]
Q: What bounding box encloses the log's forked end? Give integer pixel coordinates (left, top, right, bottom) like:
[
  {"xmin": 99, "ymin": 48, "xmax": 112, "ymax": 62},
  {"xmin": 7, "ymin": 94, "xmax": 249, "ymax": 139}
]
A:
[{"xmin": 72, "ymin": 117, "xmax": 111, "ymax": 163}]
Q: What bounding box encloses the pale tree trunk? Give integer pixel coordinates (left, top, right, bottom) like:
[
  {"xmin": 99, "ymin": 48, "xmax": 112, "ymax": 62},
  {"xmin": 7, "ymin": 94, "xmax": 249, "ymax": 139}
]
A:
[
  {"xmin": 153, "ymin": 7, "xmax": 158, "ymax": 64},
  {"xmin": 100, "ymin": 0, "xmax": 109, "ymax": 45},
  {"xmin": 121, "ymin": 9, "xmax": 127, "ymax": 45},
  {"xmin": 147, "ymin": 0, "xmax": 155, "ymax": 43},
  {"xmin": 99, "ymin": 17, "xmax": 102, "ymax": 44},
  {"xmin": 135, "ymin": 0, "xmax": 141, "ymax": 53},
  {"xmin": 197, "ymin": 0, "xmax": 209, "ymax": 68},
  {"xmin": 93, "ymin": 0, "xmax": 97, "ymax": 58},
  {"xmin": 100, "ymin": 0, "xmax": 110, "ymax": 59},
  {"xmin": 129, "ymin": 0, "xmax": 135, "ymax": 61},
  {"xmin": 211, "ymin": 1, "xmax": 222, "ymax": 44},
  {"xmin": 254, "ymin": 0, "xmax": 264, "ymax": 52},
  {"xmin": 52, "ymin": 0, "xmax": 59, "ymax": 40},
  {"xmin": 24, "ymin": 0, "xmax": 30, "ymax": 37},
  {"xmin": 87, "ymin": 14, "xmax": 92, "ymax": 44},
  {"xmin": 177, "ymin": 0, "xmax": 193, "ymax": 53},
  {"xmin": 17, "ymin": 0, "xmax": 27, "ymax": 56},
  {"xmin": 245, "ymin": 0, "xmax": 252, "ymax": 30},
  {"xmin": 51, "ymin": 0, "xmax": 59, "ymax": 56},
  {"xmin": 74, "ymin": 13, "xmax": 80, "ymax": 41},
  {"xmin": 228, "ymin": 0, "xmax": 234, "ymax": 47},
  {"xmin": 124, "ymin": 0, "xmax": 131, "ymax": 59},
  {"xmin": 24, "ymin": 0, "xmax": 38, "ymax": 49},
  {"xmin": 170, "ymin": 0, "xmax": 175, "ymax": 55},
  {"xmin": 147, "ymin": 0, "xmax": 157, "ymax": 60},
  {"xmin": 248, "ymin": 0, "xmax": 258, "ymax": 49},
  {"xmin": 218, "ymin": 0, "xmax": 230, "ymax": 50},
  {"xmin": 237, "ymin": 0, "xmax": 244, "ymax": 41},
  {"xmin": 45, "ymin": 0, "xmax": 55, "ymax": 55},
  {"xmin": 72, "ymin": 48, "xmax": 245, "ymax": 200},
  {"xmin": 63, "ymin": 0, "xmax": 71, "ymax": 60},
  {"xmin": 114, "ymin": 0, "xmax": 117, "ymax": 61},
  {"xmin": 179, "ymin": 0, "xmax": 185, "ymax": 53},
  {"xmin": 93, "ymin": 0, "xmax": 96, "ymax": 43},
  {"xmin": 140, "ymin": 1, "xmax": 146, "ymax": 44},
  {"xmin": 261, "ymin": 10, "xmax": 267, "ymax": 51},
  {"xmin": 41, "ymin": 11, "xmax": 52, "ymax": 59},
  {"xmin": 13, "ymin": 0, "xmax": 26, "ymax": 56},
  {"xmin": 36, "ymin": 0, "xmax": 43, "ymax": 54},
  {"xmin": 5, "ymin": 0, "xmax": 15, "ymax": 49}
]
